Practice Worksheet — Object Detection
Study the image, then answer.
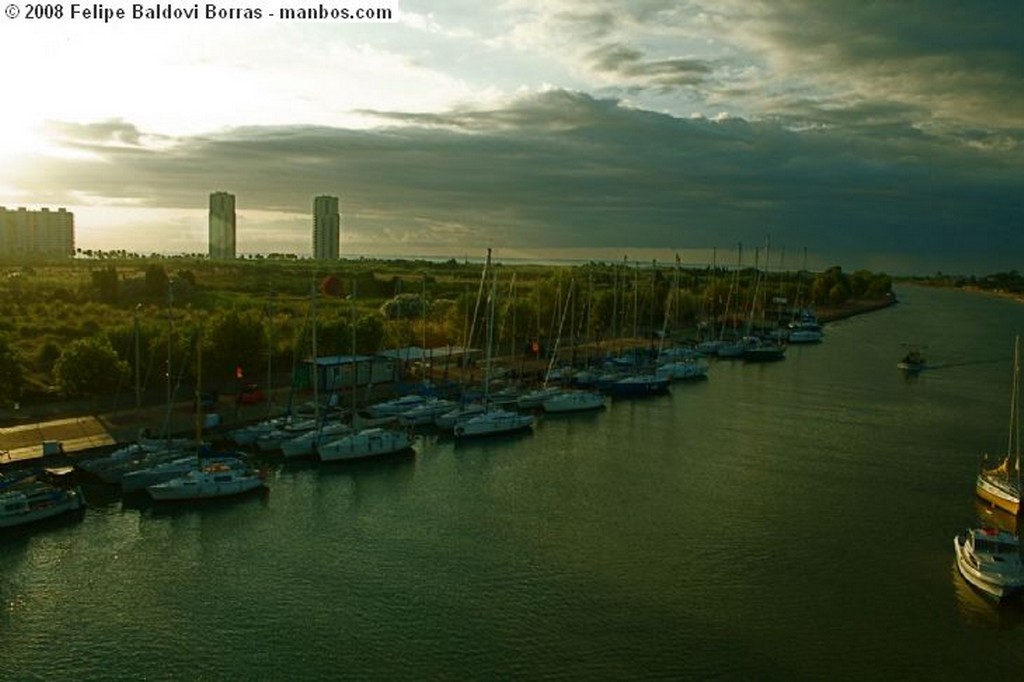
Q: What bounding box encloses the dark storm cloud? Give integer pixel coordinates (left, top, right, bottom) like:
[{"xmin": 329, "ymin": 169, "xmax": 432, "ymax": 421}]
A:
[
  {"xmin": 542, "ymin": 1, "xmax": 1022, "ymax": 137},
  {"xmin": 19, "ymin": 89, "xmax": 1023, "ymax": 272},
  {"xmin": 586, "ymin": 43, "xmax": 713, "ymax": 89},
  {"xmin": 726, "ymin": 0, "xmax": 1024, "ymax": 132}
]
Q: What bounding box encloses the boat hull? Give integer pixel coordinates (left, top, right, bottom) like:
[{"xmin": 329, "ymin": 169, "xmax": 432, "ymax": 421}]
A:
[
  {"xmin": 604, "ymin": 376, "xmax": 670, "ymax": 397},
  {"xmin": 976, "ymin": 473, "xmax": 1021, "ymax": 515},
  {"xmin": 453, "ymin": 410, "xmax": 534, "ymax": 438},
  {"xmin": 542, "ymin": 391, "xmax": 606, "ymax": 413},
  {"xmin": 954, "ymin": 533, "xmax": 1024, "ymax": 599},
  {"xmin": 743, "ymin": 347, "xmax": 786, "ymax": 362},
  {"xmin": 147, "ymin": 471, "xmax": 265, "ymax": 501},
  {"xmin": 317, "ymin": 429, "xmax": 413, "ymax": 462},
  {"xmin": 897, "ymin": 362, "xmax": 927, "ymax": 372},
  {"xmin": 0, "ymin": 486, "xmax": 85, "ymax": 529},
  {"xmin": 120, "ymin": 458, "xmax": 195, "ymax": 493}
]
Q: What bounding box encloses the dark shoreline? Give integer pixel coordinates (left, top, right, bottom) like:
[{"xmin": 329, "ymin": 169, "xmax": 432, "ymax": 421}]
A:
[{"xmin": 816, "ymin": 293, "xmax": 897, "ymax": 323}]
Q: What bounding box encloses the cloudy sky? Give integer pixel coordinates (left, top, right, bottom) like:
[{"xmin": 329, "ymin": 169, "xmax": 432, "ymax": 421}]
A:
[{"xmin": 1, "ymin": 0, "xmax": 1021, "ymax": 274}]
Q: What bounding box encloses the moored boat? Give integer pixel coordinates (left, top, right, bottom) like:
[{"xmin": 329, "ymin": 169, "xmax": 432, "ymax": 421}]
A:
[
  {"xmin": 453, "ymin": 408, "xmax": 534, "ymax": 438},
  {"xmin": 0, "ymin": 483, "xmax": 85, "ymax": 529},
  {"xmin": 317, "ymin": 428, "xmax": 413, "ymax": 462},
  {"xmin": 280, "ymin": 421, "xmax": 352, "ymax": 458},
  {"xmin": 434, "ymin": 402, "xmax": 486, "ymax": 430},
  {"xmin": 146, "ymin": 462, "xmax": 266, "ymax": 502},
  {"xmin": 976, "ymin": 335, "xmax": 1021, "ymax": 515},
  {"xmin": 516, "ymin": 386, "xmax": 563, "ymax": 409},
  {"xmin": 254, "ymin": 418, "xmax": 318, "ymax": 452},
  {"xmin": 121, "ymin": 453, "xmax": 247, "ymax": 493},
  {"xmin": 230, "ymin": 416, "xmax": 289, "ymax": 447},
  {"xmin": 954, "ymin": 527, "xmax": 1024, "ymax": 600},
  {"xmin": 542, "ymin": 389, "xmax": 605, "ymax": 414},
  {"xmin": 741, "ymin": 336, "xmax": 786, "ymax": 362},
  {"xmin": 366, "ymin": 394, "xmax": 429, "ymax": 419},
  {"xmin": 604, "ymin": 374, "xmax": 670, "ymax": 397},
  {"xmin": 787, "ymin": 321, "xmax": 823, "ymax": 344},
  {"xmin": 397, "ymin": 398, "xmax": 459, "ymax": 426},
  {"xmin": 786, "ymin": 308, "xmax": 823, "ymax": 344},
  {"xmin": 655, "ymin": 360, "xmax": 708, "ymax": 381},
  {"xmin": 76, "ymin": 437, "xmax": 191, "ymax": 479}
]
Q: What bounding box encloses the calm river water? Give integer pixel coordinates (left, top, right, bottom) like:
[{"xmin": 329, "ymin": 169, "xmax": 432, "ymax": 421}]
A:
[{"xmin": 3, "ymin": 284, "xmax": 1024, "ymax": 680}]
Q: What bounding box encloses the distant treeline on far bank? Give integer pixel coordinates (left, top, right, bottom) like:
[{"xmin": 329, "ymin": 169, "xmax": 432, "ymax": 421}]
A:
[{"xmin": 910, "ymin": 270, "xmax": 1024, "ymax": 295}]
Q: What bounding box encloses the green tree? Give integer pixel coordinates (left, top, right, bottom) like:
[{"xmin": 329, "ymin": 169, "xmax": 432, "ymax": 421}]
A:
[
  {"xmin": 0, "ymin": 335, "xmax": 25, "ymax": 406},
  {"xmin": 90, "ymin": 266, "xmax": 119, "ymax": 303},
  {"xmin": 202, "ymin": 309, "xmax": 267, "ymax": 389},
  {"xmin": 354, "ymin": 314, "xmax": 385, "ymax": 354},
  {"xmin": 868, "ymin": 274, "xmax": 893, "ymax": 298},
  {"xmin": 145, "ymin": 264, "xmax": 169, "ymax": 300},
  {"xmin": 53, "ymin": 337, "xmax": 131, "ymax": 398},
  {"xmin": 380, "ymin": 293, "xmax": 426, "ymax": 319}
]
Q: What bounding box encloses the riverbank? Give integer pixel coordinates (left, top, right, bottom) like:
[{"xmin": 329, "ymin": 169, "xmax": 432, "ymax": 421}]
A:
[{"xmin": 815, "ymin": 292, "xmax": 898, "ymax": 323}]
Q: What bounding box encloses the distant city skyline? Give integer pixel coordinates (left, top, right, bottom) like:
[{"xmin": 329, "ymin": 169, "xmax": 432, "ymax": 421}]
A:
[{"xmin": 1, "ymin": 2, "xmax": 1021, "ymax": 275}]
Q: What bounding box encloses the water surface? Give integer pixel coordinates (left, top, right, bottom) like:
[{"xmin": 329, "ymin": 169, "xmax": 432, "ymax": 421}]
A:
[{"xmin": 3, "ymin": 284, "xmax": 1024, "ymax": 679}]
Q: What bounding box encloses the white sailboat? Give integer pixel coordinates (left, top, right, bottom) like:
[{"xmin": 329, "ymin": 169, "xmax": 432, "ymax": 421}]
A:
[
  {"xmin": 280, "ymin": 421, "xmax": 352, "ymax": 458},
  {"xmin": 655, "ymin": 259, "xmax": 709, "ymax": 381},
  {"xmin": 315, "ymin": 277, "xmax": 417, "ymax": 463},
  {"xmin": 397, "ymin": 397, "xmax": 459, "ymax": 426},
  {"xmin": 317, "ymin": 427, "xmax": 413, "ymax": 462},
  {"xmin": 434, "ymin": 402, "xmax": 486, "ymax": 430},
  {"xmin": 454, "ymin": 254, "xmax": 534, "ymax": 439},
  {"xmin": 147, "ymin": 325, "xmax": 266, "ymax": 502},
  {"xmin": 542, "ymin": 389, "xmax": 605, "ymax": 413},
  {"xmin": 122, "ymin": 453, "xmax": 247, "ymax": 493},
  {"xmin": 146, "ymin": 460, "xmax": 266, "ymax": 502},
  {"xmin": 976, "ymin": 336, "xmax": 1022, "ymax": 515},
  {"xmin": 254, "ymin": 417, "xmax": 318, "ymax": 452}
]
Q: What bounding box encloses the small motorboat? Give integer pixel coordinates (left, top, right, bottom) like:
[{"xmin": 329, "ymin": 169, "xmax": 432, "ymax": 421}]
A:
[
  {"xmin": 897, "ymin": 345, "xmax": 927, "ymax": 372},
  {"xmin": 953, "ymin": 527, "xmax": 1024, "ymax": 600}
]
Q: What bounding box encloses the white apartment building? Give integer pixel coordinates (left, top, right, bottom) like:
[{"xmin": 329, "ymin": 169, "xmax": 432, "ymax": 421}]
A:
[{"xmin": 0, "ymin": 206, "xmax": 75, "ymax": 257}]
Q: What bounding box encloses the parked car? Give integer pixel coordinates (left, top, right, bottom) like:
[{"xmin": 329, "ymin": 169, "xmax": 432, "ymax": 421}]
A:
[{"xmin": 236, "ymin": 383, "xmax": 265, "ymax": 405}]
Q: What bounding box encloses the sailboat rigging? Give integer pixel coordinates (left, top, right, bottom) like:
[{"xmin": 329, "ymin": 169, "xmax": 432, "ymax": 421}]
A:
[
  {"xmin": 454, "ymin": 258, "xmax": 534, "ymax": 438},
  {"xmin": 976, "ymin": 335, "xmax": 1022, "ymax": 515}
]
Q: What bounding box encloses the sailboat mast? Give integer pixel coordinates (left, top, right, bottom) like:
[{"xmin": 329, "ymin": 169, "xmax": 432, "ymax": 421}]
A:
[
  {"xmin": 483, "ymin": 268, "xmax": 497, "ymax": 407},
  {"xmin": 464, "ymin": 248, "xmax": 491, "ymax": 386},
  {"xmin": 161, "ymin": 281, "xmax": 175, "ymax": 441},
  {"xmin": 133, "ymin": 304, "xmax": 141, "ymax": 408},
  {"xmin": 266, "ymin": 286, "xmax": 274, "ymax": 415},
  {"xmin": 545, "ymin": 279, "xmax": 574, "ymax": 386},
  {"xmin": 351, "ymin": 279, "xmax": 358, "ymax": 419},
  {"xmin": 311, "ymin": 281, "xmax": 319, "ymax": 424},
  {"xmin": 194, "ymin": 321, "xmax": 202, "ymax": 457},
  {"xmin": 1011, "ymin": 335, "xmax": 1021, "ymax": 484}
]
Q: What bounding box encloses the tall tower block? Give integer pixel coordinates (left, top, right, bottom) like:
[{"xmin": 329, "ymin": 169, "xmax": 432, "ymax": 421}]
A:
[
  {"xmin": 312, "ymin": 195, "xmax": 340, "ymax": 260},
  {"xmin": 209, "ymin": 191, "xmax": 236, "ymax": 259}
]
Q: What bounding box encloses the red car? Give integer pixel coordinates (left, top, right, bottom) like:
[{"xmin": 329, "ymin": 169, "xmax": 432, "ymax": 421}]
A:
[{"xmin": 236, "ymin": 383, "xmax": 265, "ymax": 405}]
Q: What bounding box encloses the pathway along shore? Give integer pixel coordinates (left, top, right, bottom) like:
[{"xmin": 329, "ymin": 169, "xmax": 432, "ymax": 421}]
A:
[{"xmin": 1, "ymin": 294, "xmax": 896, "ymax": 471}]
